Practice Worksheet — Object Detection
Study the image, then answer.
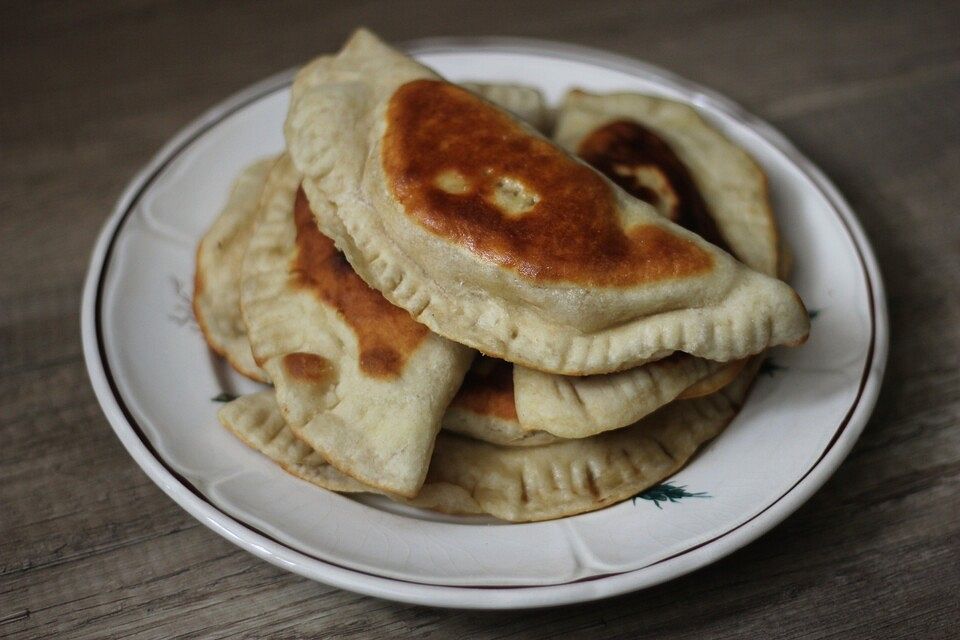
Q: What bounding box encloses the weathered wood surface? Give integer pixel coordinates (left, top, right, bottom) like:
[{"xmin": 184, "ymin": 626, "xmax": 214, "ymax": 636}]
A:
[{"xmin": 1, "ymin": 1, "xmax": 958, "ymax": 637}]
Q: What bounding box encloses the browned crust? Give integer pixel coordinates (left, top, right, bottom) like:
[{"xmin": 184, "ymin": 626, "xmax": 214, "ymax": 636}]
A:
[
  {"xmin": 382, "ymin": 80, "xmax": 713, "ymax": 287},
  {"xmin": 282, "ymin": 352, "xmax": 333, "ymax": 384},
  {"xmin": 290, "ymin": 187, "xmax": 429, "ymax": 379},
  {"xmin": 577, "ymin": 119, "xmax": 732, "ymax": 254},
  {"xmin": 449, "ymin": 356, "xmax": 517, "ymax": 421}
]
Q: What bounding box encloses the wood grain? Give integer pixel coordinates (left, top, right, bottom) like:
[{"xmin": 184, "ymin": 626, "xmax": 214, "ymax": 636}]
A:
[{"xmin": 1, "ymin": 1, "xmax": 958, "ymax": 637}]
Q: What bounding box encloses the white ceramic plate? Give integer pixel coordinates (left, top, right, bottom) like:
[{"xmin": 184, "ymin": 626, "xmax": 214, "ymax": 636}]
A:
[{"xmin": 81, "ymin": 37, "xmax": 887, "ymax": 609}]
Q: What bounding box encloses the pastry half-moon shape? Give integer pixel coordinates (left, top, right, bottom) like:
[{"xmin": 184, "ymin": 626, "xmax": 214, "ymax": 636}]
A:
[
  {"xmin": 240, "ymin": 155, "xmax": 473, "ymax": 498},
  {"xmin": 512, "ymin": 91, "xmax": 784, "ymax": 437},
  {"xmin": 285, "ymin": 29, "xmax": 809, "ymax": 375},
  {"xmin": 193, "ymin": 154, "xmax": 558, "ymax": 450},
  {"xmin": 219, "ymin": 358, "xmax": 760, "ymax": 522}
]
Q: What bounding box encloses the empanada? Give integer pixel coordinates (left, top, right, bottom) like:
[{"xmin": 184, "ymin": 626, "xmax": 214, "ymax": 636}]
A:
[
  {"xmin": 220, "ymin": 360, "xmax": 760, "ymax": 522},
  {"xmin": 241, "ymin": 155, "xmax": 473, "ymax": 497},
  {"xmin": 512, "ymin": 91, "xmax": 783, "ymax": 437},
  {"xmin": 285, "ymin": 29, "xmax": 809, "ymax": 375}
]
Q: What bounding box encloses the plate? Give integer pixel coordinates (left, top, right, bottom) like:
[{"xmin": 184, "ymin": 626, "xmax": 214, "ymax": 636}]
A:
[{"xmin": 81, "ymin": 37, "xmax": 887, "ymax": 609}]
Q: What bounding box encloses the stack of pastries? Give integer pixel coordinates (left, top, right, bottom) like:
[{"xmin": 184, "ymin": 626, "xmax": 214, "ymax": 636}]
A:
[{"xmin": 193, "ymin": 29, "xmax": 809, "ymax": 522}]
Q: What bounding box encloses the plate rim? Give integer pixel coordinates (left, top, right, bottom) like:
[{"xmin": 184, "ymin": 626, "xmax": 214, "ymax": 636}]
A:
[{"xmin": 81, "ymin": 36, "xmax": 889, "ymax": 609}]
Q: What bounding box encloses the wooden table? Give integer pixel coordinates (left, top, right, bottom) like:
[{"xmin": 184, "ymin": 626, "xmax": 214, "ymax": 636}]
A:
[{"xmin": 2, "ymin": 1, "xmax": 958, "ymax": 637}]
